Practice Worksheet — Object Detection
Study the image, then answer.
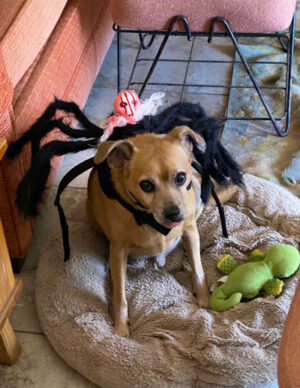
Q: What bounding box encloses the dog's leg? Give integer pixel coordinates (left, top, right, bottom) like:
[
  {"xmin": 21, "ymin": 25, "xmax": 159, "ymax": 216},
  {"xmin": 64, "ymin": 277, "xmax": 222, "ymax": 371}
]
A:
[
  {"xmin": 182, "ymin": 223, "xmax": 210, "ymax": 308},
  {"xmin": 109, "ymin": 244, "xmax": 129, "ymax": 337},
  {"xmin": 155, "ymin": 253, "xmax": 167, "ymax": 268}
]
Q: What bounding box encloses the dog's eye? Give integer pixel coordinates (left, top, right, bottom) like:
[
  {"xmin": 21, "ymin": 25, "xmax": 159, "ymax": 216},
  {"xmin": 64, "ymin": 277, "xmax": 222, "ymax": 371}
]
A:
[
  {"xmin": 140, "ymin": 180, "xmax": 155, "ymax": 193},
  {"xmin": 175, "ymin": 172, "xmax": 186, "ymax": 186}
]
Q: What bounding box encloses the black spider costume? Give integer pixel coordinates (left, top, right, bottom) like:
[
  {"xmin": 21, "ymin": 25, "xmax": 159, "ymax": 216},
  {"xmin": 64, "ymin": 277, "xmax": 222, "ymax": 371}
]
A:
[{"xmin": 7, "ymin": 98, "xmax": 243, "ymax": 261}]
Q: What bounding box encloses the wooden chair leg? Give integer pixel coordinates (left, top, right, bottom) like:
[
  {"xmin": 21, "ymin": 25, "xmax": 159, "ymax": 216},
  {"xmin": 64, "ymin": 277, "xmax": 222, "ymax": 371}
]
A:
[{"xmin": 0, "ymin": 319, "xmax": 21, "ymax": 365}]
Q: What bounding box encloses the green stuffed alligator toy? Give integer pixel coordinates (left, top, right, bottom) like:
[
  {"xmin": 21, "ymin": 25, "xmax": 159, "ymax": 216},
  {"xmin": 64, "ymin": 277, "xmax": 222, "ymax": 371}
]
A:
[{"xmin": 210, "ymin": 244, "xmax": 300, "ymax": 312}]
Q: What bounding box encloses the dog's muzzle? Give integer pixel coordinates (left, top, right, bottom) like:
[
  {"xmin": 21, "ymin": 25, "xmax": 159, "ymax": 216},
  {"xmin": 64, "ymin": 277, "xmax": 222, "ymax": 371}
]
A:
[{"xmin": 163, "ymin": 205, "xmax": 184, "ymax": 223}]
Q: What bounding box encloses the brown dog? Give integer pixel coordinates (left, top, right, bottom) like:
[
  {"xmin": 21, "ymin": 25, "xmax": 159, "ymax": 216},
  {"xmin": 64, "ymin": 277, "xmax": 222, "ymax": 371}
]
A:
[{"xmin": 87, "ymin": 126, "xmax": 236, "ymax": 337}]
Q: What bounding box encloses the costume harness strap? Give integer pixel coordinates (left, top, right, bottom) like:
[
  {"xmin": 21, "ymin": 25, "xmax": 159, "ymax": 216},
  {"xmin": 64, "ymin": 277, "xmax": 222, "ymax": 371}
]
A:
[
  {"xmin": 54, "ymin": 157, "xmax": 95, "ymax": 261},
  {"xmin": 55, "ymin": 157, "xmax": 229, "ymax": 262}
]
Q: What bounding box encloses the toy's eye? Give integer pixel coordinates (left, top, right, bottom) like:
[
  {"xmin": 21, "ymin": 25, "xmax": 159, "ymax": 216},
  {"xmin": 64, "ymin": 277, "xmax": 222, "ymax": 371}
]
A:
[
  {"xmin": 140, "ymin": 180, "xmax": 155, "ymax": 193},
  {"xmin": 175, "ymin": 172, "xmax": 186, "ymax": 186}
]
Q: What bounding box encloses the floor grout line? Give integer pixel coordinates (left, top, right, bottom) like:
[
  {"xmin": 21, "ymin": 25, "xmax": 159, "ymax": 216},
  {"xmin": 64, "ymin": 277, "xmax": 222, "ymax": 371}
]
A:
[{"xmin": 15, "ymin": 329, "xmax": 44, "ymax": 336}]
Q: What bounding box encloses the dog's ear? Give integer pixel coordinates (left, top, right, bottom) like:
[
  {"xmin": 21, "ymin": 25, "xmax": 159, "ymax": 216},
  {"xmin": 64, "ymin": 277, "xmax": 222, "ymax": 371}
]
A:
[
  {"xmin": 94, "ymin": 140, "xmax": 135, "ymax": 169},
  {"xmin": 167, "ymin": 126, "xmax": 202, "ymax": 153}
]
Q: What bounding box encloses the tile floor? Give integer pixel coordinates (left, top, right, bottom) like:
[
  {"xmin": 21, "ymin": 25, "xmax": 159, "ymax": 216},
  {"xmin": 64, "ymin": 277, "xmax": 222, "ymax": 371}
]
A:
[{"xmin": 0, "ymin": 25, "xmax": 297, "ymax": 387}]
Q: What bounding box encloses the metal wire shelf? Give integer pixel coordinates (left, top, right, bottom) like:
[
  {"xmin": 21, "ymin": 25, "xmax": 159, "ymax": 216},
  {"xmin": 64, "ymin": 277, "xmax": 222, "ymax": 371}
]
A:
[{"xmin": 114, "ymin": 14, "xmax": 295, "ymax": 136}]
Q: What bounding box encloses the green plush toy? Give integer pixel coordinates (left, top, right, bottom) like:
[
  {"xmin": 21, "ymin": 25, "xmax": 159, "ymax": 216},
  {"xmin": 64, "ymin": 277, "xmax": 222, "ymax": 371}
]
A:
[{"xmin": 210, "ymin": 244, "xmax": 300, "ymax": 312}]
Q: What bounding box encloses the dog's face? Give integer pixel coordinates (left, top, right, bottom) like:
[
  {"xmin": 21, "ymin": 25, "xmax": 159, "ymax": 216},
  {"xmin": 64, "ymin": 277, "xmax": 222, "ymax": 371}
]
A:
[{"xmin": 94, "ymin": 126, "xmax": 201, "ymax": 229}]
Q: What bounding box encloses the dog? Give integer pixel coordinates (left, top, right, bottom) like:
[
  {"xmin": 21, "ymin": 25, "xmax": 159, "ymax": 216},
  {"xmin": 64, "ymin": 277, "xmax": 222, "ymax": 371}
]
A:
[
  {"xmin": 6, "ymin": 98, "xmax": 241, "ymax": 338},
  {"xmin": 87, "ymin": 125, "xmax": 238, "ymax": 337}
]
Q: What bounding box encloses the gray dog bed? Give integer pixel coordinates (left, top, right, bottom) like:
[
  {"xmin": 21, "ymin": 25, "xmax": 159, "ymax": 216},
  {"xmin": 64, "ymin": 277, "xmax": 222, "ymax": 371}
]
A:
[{"xmin": 35, "ymin": 174, "xmax": 300, "ymax": 388}]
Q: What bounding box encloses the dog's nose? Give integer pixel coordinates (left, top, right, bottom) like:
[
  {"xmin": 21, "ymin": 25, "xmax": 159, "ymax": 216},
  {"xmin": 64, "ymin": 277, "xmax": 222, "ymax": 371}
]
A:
[{"xmin": 164, "ymin": 205, "xmax": 182, "ymax": 222}]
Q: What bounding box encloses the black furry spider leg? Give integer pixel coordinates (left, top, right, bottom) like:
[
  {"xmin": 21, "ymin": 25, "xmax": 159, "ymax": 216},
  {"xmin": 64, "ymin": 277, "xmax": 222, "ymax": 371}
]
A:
[
  {"xmin": 194, "ymin": 117, "xmax": 220, "ymax": 202},
  {"xmin": 216, "ymin": 143, "xmax": 243, "ymax": 186},
  {"xmin": 51, "ymin": 98, "xmax": 102, "ymax": 136},
  {"xmin": 192, "ymin": 145, "xmax": 227, "ymax": 187},
  {"xmin": 16, "ymin": 139, "xmax": 97, "ymax": 217},
  {"xmin": 6, "ymin": 118, "xmax": 61, "ymax": 160},
  {"xmin": 6, "ymin": 98, "xmax": 102, "ymax": 159}
]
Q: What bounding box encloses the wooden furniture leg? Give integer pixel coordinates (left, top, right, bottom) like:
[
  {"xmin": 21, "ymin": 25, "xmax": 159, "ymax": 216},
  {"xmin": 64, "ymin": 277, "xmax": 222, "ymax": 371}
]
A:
[
  {"xmin": 0, "ymin": 320, "xmax": 21, "ymax": 365},
  {"xmin": 0, "ymin": 138, "xmax": 23, "ymax": 365}
]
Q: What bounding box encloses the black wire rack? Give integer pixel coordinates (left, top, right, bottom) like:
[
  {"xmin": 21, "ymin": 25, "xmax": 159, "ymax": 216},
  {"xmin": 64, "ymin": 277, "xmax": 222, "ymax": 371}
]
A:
[{"xmin": 113, "ymin": 14, "xmax": 295, "ymax": 137}]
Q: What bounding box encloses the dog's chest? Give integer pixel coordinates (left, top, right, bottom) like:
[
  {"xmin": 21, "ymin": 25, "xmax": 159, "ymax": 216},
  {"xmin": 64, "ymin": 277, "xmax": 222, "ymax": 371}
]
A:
[{"xmin": 129, "ymin": 229, "xmax": 182, "ymax": 258}]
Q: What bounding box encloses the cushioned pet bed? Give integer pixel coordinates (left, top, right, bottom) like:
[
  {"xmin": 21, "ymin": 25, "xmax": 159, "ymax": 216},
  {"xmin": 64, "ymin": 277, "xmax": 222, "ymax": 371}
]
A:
[{"xmin": 35, "ymin": 174, "xmax": 300, "ymax": 388}]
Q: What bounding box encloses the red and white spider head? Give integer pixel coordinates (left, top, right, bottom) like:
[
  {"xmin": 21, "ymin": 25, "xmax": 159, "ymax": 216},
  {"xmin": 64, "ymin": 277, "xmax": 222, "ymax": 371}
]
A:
[{"xmin": 114, "ymin": 90, "xmax": 141, "ymax": 119}]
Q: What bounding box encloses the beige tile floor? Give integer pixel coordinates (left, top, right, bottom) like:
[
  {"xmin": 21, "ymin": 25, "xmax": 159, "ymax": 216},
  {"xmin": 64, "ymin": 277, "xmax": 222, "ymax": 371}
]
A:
[{"xmin": 0, "ymin": 29, "xmax": 290, "ymax": 387}]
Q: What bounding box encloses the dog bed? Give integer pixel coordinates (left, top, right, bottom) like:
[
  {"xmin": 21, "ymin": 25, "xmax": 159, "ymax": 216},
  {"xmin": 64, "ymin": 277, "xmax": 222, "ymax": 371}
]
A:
[{"xmin": 35, "ymin": 174, "xmax": 300, "ymax": 388}]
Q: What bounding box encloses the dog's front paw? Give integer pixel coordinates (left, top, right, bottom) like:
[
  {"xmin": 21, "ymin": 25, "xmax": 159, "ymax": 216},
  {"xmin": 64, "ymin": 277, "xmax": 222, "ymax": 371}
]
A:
[
  {"xmin": 194, "ymin": 278, "xmax": 210, "ymax": 309},
  {"xmin": 197, "ymin": 291, "xmax": 210, "ymax": 309},
  {"xmin": 114, "ymin": 322, "xmax": 130, "ymax": 338}
]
